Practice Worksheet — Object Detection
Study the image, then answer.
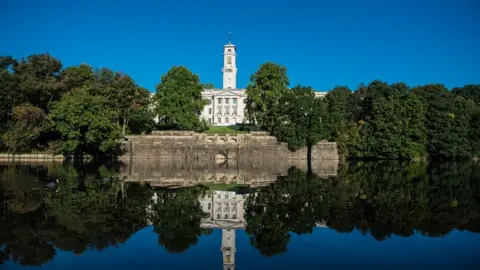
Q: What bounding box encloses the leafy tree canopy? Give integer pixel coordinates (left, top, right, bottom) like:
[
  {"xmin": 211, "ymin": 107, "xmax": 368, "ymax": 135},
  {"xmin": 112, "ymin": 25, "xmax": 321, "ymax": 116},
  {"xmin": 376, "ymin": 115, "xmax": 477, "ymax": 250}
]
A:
[{"xmin": 153, "ymin": 66, "xmax": 207, "ymax": 131}]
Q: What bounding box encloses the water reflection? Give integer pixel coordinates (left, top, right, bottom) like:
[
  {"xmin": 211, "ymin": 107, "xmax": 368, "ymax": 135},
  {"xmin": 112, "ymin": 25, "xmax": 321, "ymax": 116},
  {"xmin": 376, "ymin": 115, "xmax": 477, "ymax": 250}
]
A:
[{"xmin": 0, "ymin": 160, "xmax": 479, "ymax": 268}]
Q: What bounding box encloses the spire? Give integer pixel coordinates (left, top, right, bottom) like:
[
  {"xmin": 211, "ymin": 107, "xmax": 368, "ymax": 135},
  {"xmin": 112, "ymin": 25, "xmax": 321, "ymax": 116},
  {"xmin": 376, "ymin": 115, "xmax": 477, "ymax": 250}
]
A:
[{"xmin": 228, "ymin": 32, "xmax": 232, "ymax": 44}]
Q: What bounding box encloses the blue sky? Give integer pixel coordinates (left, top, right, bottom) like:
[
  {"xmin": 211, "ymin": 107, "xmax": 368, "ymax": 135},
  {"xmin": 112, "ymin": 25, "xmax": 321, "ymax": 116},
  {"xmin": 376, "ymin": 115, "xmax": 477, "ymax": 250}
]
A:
[{"xmin": 1, "ymin": 0, "xmax": 478, "ymax": 92}]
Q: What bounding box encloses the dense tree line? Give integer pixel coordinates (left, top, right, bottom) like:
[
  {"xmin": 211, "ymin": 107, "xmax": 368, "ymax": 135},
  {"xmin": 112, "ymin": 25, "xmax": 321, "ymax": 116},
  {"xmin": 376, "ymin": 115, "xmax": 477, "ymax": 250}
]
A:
[
  {"xmin": 245, "ymin": 62, "xmax": 480, "ymax": 160},
  {"xmin": 0, "ymin": 54, "xmax": 155, "ymax": 157}
]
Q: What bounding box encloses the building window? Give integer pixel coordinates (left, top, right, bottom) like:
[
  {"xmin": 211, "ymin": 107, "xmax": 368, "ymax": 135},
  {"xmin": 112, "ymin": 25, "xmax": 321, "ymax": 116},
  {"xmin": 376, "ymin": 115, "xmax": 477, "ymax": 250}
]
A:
[
  {"xmin": 218, "ymin": 118, "xmax": 221, "ymax": 123},
  {"xmin": 217, "ymin": 213, "xmax": 220, "ymax": 219},
  {"xmin": 208, "ymin": 203, "xmax": 211, "ymax": 210},
  {"xmin": 224, "ymin": 214, "xmax": 229, "ymax": 219},
  {"xmin": 226, "ymin": 110, "xmax": 229, "ymax": 115},
  {"xmin": 228, "ymin": 49, "xmax": 231, "ymax": 52},
  {"xmin": 233, "ymin": 110, "xmax": 237, "ymax": 115},
  {"xmin": 217, "ymin": 98, "xmax": 222, "ymax": 104},
  {"xmin": 225, "ymin": 118, "xmax": 229, "ymax": 124},
  {"xmin": 208, "ymin": 108, "xmax": 212, "ymax": 114},
  {"xmin": 225, "ymin": 98, "xmax": 230, "ymax": 104},
  {"xmin": 232, "ymin": 98, "xmax": 237, "ymax": 104},
  {"xmin": 208, "ymin": 99, "xmax": 212, "ymax": 105},
  {"xmin": 232, "ymin": 214, "xmax": 237, "ymax": 219}
]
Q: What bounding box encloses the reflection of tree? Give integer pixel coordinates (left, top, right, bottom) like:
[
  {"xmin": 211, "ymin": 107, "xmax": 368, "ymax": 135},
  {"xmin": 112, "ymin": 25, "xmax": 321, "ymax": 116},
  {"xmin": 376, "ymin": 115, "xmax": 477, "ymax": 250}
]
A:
[
  {"xmin": 0, "ymin": 162, "xmax": 153, "ymax": 266},
  {"xmin": 0, "ymin": 191, "xmax": 56, "ymax": 266},
  {"xmin": 150, "ymin": 186, "xmax": 209, "ymax": 253},
  {"xmin": 245, "ymin": 167, "xmax": 325, "ymax": 256},
  {"xmin": 45, "ymin": 166, "xmax": 151, "ymax": 253},
  {"xmin": 1, "ymin": 161, "xmax": 480, "ymax": 264},
  {"xmin": 245, "ymin": 162, "xmax": 480, "ymax": 256}
]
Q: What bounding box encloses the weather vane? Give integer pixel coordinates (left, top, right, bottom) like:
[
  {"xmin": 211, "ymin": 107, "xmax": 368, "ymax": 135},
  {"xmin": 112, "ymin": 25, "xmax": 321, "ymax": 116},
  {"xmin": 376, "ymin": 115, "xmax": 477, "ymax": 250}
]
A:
[{"xmin": 228, "ymin": 32, "xmax": 232, "ymax": 44}]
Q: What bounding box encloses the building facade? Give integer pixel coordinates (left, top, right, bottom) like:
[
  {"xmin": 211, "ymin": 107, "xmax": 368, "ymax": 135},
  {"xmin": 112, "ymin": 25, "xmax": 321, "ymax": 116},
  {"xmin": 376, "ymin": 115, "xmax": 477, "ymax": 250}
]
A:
[
  {"xmin": 200, "ymin": 40, "xmax": 247, "ymax": 126},
  {"xmin": 199, "ymin": 38, "xmax": 328, "ymax": 126}
]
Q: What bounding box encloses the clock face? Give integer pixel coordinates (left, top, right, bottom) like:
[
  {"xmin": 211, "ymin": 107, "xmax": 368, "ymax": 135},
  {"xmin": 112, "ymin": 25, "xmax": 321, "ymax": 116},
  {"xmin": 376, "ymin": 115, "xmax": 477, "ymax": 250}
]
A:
[{"xmin": 227, "ymin": 56, "xmax": 232, "ymax": 64}]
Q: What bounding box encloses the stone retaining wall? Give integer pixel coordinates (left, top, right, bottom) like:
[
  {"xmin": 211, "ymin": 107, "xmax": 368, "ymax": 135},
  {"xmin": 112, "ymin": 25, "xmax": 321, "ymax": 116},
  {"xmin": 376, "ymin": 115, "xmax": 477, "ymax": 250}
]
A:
[
  {"xmin": 121, "ymin": 133, "xmax": 338, "ymax": 160},
  {"xmin": 0, "ymin": 153, "xmax": 64, "ymax": 161}
]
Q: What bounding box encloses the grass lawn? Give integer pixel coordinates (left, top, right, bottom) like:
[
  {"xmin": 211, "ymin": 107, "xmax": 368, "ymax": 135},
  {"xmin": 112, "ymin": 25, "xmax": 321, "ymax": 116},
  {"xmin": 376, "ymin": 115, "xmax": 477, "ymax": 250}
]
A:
[{"xmin": 204, "ymin": 125, "xmax": 247, "ymax": 135}]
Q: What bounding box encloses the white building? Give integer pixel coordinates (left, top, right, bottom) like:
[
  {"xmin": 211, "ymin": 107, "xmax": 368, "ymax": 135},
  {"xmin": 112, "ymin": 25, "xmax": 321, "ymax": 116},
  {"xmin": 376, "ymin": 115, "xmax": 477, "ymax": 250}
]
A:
[{"xmin": 200, "ymin": 39, "xmax": 247, "ymax": 126}]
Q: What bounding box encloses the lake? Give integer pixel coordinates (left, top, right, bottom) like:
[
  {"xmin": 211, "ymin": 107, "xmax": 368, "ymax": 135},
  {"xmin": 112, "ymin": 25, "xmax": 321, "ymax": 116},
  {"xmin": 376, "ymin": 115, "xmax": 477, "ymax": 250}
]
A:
[{"xmin": 1, "ymin": 159, "xmax": 479, "ymax": 269}]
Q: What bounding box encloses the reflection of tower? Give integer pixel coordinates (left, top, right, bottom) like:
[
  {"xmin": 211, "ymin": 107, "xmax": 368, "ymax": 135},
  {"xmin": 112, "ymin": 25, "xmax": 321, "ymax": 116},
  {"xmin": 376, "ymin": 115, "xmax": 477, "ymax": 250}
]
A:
[{"xmin": 222, "ymin": 229, "xmax": 236, "ymax": 270}]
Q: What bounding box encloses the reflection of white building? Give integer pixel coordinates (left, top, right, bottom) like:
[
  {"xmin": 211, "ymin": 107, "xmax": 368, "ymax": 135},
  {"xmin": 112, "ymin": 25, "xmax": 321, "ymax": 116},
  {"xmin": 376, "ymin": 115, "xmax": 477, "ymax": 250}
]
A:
[
  {"xmin": 199, "ymin": 190, "xmax": 247, "ymax": 270},
  {"xmin": 199, "ymin": 190, "xmax": 247, "ymax": 228}
]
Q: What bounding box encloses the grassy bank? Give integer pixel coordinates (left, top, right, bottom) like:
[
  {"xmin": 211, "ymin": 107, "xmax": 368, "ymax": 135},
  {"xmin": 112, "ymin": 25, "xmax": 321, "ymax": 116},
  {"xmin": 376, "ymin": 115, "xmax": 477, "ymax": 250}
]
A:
[{"xmin": 204, "ymin": 125, "xmax": 247, "ymax": 135}]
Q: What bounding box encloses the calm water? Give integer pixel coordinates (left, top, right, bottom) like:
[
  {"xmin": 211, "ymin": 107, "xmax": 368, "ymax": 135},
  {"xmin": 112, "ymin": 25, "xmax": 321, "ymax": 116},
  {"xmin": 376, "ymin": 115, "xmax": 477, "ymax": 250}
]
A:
[{"xmin": 1, "ymin": 159, "xmax": 479, "ymax": 269}]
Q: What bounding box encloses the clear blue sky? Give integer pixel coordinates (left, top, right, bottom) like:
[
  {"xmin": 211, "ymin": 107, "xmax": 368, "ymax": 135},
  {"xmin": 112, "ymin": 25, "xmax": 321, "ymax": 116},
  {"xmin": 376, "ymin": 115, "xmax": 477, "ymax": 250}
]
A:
[{"xmin": 1, "ymin": 0, "xmax": 478, "ymax": 92}]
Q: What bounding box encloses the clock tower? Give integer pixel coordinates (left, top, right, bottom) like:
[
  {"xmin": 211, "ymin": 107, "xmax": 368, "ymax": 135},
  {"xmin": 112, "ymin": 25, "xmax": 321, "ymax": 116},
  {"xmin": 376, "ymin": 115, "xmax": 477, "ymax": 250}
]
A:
[{"xmin": 222, "ymin": 33, "xmax": 237, "ymax": 89}]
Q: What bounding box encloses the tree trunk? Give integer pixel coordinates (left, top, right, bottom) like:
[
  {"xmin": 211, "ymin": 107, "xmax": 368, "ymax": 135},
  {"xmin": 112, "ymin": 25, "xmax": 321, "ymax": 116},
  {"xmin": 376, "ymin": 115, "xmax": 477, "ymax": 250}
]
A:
[{"xmin": 307, "ymin": 143, "xmax": 313, "ymax": 176}]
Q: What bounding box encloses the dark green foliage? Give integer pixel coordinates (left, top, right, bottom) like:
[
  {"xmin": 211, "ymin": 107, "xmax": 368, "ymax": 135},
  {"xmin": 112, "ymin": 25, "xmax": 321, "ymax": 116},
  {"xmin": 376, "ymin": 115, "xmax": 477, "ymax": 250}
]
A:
[
  {"xmin": 200, "ymin": 83, "xmax": 215, "ymax": 89},
  {"xmin": 321, "ymin": 80, "xmax": 476, "ymax": 160},
  {"xmin": 245, "ymin": 62, "xmax": 289, "ymax": 131},
  {"xmin": 60, "ymin": 64, "xmax": 94, "ymax": 90},
  {"xmin": 154, "ymin": 66, "xmax": 207, "ymax": 131},
  {"xmin": 0, "ymin": 54, "xmax": 154, "ymax": 155},
  {"xmin": 413, "ymin": 84, "xmax": 473, "ymax": 160},
  {"xmin": 12, "ymin": 54, "xmax": 64, "ymax": 111},
  {"xmin": 49, "ymin": 89, "xmax": 122, "ymax": 156},
  {"xmin": 452, "ymin": 84, "xmax": 480, "ymax": 105},
  {"xmin": 2, "ymin": 104, "xmax": 47, "ymax": 153},
  {"xmin": 324, "ymin": 86, "xmax": 355, "ymax": 156},
  {"xmin": 353, "ymin": 86, "xmax": 427, "ymax": 159},
  {"xmin": 471, "ymin": 107, "xmax": 480, "ymax": 156},
  {"xmin": 273, "ymin": 85, "xmax": 329, "ymax": 151}
]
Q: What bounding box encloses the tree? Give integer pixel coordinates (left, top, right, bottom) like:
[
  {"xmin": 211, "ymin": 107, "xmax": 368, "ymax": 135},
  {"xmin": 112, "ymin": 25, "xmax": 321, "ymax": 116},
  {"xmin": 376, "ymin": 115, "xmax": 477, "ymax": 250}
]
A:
[
  {"xmin": 2, "ymin": 104, "xmax": 47, "ymax": 153},
  {"xmin": 452, "ymin": 84, "xmax": 480, "ymax": 105},
  {"xmin": 324, "ymin": 86, "xmax": 356, "ymax": 156},
  {"xmin": 153, "ymin": 66, "xmax": 207, "ymax": 131},
  {"xmin": 60, "ymin": 64, "xmax": 94, "ymax": 90},
  {"xmin": 412, "ymin": 84, "xmax": 473, "ymax": 160},
  {"xmin": 49, "ymin": 89, "xmax": 121, "ymax": 156},
  {"xmin": 352, "ymin": 89, "xmax": 427, "ymax": 159},
  {"xmin": 13, "ymin": 54, "xmax": 64, "ymax": 112},
  {"xmin": 245, "ymin": 62, "xmax": 289, "ymax": 131},
  {"xmin": 87, "ymin": 69, "xmax": 151, "ymax": 135},
  {"xmin": 0, "ymin": 56, "xmax": 19, "ymax": 130},
  {"xmin": 200, "ymin": 83, "xmax": 215, "ymax": 89},
  {"xmin": 272, "ymin": 86, "xmax": 329, "ymax": 167},
  {"xmin": 471, "ymin": 107, "xmax": 480, "ymax": 157}
]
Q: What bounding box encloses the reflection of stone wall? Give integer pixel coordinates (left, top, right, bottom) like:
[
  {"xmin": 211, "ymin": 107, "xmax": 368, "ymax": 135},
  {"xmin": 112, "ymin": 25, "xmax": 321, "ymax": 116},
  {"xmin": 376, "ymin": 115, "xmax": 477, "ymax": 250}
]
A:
[
  {"xmin": 121, "ymin": 132, "xmax": 338, "ymax": 160},
  {"xmin": 119, "ymin": 159, "xmax": 338, "ymax": 188}
]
